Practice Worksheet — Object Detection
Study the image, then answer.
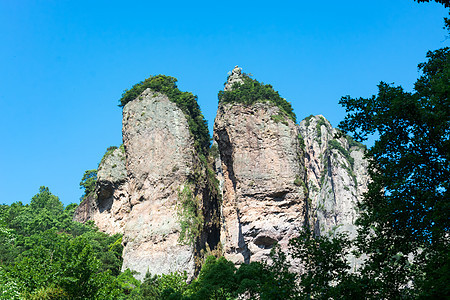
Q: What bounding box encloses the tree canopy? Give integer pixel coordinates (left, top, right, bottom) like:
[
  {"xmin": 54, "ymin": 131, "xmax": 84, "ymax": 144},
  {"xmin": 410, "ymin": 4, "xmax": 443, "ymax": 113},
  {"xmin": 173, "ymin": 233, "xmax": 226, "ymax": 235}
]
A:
[{"xmin": 338, "ymin": 46, "xmax": 450, "ymax": 298}]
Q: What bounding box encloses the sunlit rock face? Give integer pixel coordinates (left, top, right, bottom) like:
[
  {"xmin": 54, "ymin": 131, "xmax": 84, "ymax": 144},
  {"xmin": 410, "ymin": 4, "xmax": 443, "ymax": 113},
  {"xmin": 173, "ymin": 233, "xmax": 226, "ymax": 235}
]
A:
[
  {"xmin": 299, "ymin": 115, "xmax": 369, "ymax": 269},
  {"xmin": 213, "ymin": 71, "xmax": 307, "ymax": 266},
  {"xmin": 73, "ymin": 147, "xmax": 129, "ymax": 235},
  {"xmin": 74, "ymin": 69, "xmax": 370, "ymax": 279},
  {"xmin": 120, "ymin": 89, "xmax": 198, "ymax": 280}
]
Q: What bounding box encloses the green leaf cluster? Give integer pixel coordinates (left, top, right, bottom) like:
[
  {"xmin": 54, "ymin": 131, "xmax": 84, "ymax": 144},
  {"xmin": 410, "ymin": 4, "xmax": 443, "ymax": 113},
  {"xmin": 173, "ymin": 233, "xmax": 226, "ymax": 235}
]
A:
[
  {"xmin": 100, "ymin": 146, "xmax": 118, "ymax": 165},
  {"xmin": 80, "ymin": 169, "xmax": 97, "ymax": 202},
  {"xmin": 149, "ymin": 251, "xmax": 299, "ymax": 300},
  {"xmin": 338, "ymin": 46, "xmax": 450, "ymax": 298},
  {"xmin": 218, "ymin": 74, "xmax": 296, "ymax": 123},
  {"xmin": 0, "ymin": 187, "xmax": 125, "ymax": 299}
]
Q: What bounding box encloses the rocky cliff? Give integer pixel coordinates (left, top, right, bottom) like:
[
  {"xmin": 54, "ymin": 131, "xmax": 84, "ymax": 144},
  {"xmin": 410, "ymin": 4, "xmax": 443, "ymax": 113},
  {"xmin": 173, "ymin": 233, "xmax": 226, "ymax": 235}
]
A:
[
  {"xmin": 75, "ymin": 79, "xmax": 219, "ymax": 280},
  {"xmin": 299, "ymin": 115, "xmax": 368, "ymax": 239},
  {"xmin": 213, "ymin": 67, "xmax": 307, "ymax": 266},
  {"xmin": 73, "ymin": 147, "xmax": 129, "ymax": 235},
  {"xmin": 299, "ymin": 115, "xmax": 369, "ymax": 269},
  {"xmin": 120, "ymin": 88, "xmax": 200, "ymax": 279},
  {"xmin": 74, "ymin": 67, "xmax": 369, "ymax": 278}
]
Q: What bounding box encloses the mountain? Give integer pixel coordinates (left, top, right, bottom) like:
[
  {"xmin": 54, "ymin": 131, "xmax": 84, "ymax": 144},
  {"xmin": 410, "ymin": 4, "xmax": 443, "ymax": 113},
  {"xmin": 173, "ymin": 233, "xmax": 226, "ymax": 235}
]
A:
[{"xmin": 74, "ymin": 66, "xmax": 369, "ymax": 278}]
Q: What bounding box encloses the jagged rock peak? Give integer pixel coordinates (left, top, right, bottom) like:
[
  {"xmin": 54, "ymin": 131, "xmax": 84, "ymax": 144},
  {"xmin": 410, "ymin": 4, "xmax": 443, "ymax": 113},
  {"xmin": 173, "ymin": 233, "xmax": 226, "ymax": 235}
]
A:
[{"xmin": 224, "ymin": 65, "xmax": 244, "ymax": 91}]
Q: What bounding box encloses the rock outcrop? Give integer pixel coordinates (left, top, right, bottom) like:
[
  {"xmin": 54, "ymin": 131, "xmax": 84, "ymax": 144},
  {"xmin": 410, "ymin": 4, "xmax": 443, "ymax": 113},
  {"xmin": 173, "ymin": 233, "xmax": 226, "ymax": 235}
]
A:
[
  {"xmin": 299, "ymin": 115, "xmax": 369, "ymax": 269},
  {"xmin": 214, "ymin": 70, "xmax": 307, "ymax": 266},
  {"xmin": 120, "ymin": 88, "xmax": 200, "ymax": 280},
  {"xmin": 74, "ymin": 68, "xmax": 370, "ymax": 279},
  {"xmin": 224, "ymin": 66, "xmax": 244, "ymax": 91},
  {"xmin": 74, "ymin": 147, "xmax": 129, "ymax": 235}
]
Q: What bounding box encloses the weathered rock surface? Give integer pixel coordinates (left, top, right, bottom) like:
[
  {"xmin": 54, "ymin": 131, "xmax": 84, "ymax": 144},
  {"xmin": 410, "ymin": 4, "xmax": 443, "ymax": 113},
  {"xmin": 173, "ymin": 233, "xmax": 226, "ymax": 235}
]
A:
[
  {"xmin": 224, "ymin": 66, "xmax": 244, "ymax": 91},
  {"xmin": 214, "ymin": 79, "xmax": 307, "ymax": 266},
  {"xmin": 74, "ymin": 69, "xmax": 370, "ymax": 279},
  {"xmin": 299, "ymin": 115, "xmax": 369, "ymax": 269},
  {"xmin": 74, "ymin": 147, "xmax": 129, "ymax": 235},
  {"xmin": 121, "ymin": 88, "xmax": 198, "ymax": 280}
]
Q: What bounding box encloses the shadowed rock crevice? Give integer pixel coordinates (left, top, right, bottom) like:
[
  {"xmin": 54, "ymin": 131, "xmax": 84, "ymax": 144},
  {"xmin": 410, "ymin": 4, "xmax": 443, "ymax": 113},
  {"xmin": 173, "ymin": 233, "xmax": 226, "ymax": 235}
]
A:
[
  {"xmin": 237, "ymin": 210, "xmax": 251, "ymax": 264},
  {"xmin": 214, "ymin": 128, "xmax": 237, "ymax": 192}
]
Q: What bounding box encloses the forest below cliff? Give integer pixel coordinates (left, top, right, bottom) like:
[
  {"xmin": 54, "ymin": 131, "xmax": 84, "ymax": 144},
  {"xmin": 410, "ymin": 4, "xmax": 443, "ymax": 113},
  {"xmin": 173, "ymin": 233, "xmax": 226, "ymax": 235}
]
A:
[{"xmin": 1, "ymin": 1, "xmax": 449, "ymax": 299}]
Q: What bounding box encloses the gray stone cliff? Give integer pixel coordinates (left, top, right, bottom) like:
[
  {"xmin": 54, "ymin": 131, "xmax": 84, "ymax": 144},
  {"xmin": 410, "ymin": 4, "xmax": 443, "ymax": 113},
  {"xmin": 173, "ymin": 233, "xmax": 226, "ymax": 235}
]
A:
[
  {"xmin": 74, "ymin": 68, "xmax": 370, "ymax": 278},
  {"xmin": 213, "ymin": 72, "xmax": 307, "ymax": 266},
  {"xmin": 299, "ymin": 115, "xmax": 369, "ymax": 269},
  {"xmin": 120, "ymin": 88, "xmax": 199, "ymax": 280}
]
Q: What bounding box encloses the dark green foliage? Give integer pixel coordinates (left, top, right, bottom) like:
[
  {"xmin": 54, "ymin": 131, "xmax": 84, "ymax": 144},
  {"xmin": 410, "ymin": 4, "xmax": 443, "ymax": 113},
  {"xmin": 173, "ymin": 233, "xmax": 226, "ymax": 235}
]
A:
[
  {"xmin": 270, "ymin": 114, "xmax": 289, "ymax": 125},
  {"xmin": 315, "ymin": 116, "xmax": 327, "ymax": 137},
  {"xmin": 414, "ymin": 0, "xmax": 450, "ymax": 8},
  {"xmin": 339, "ymin": 47, "xmax": 450, "ymax": 298},
  {"xmin": 0, "ymin": 187, "xmax": 125, "ymax": 299},
  {"xmin": 119, "ymin": 143, "xmax": 125, "ymax": 154},
  {"xmin": 297, "ymin": 134, "xmax": 305, "ymax": 149},
  {"xmin": 345, "ymin": 134, "xmax": 366, "ymax": 150},
  {"xmin": 218, "ymin": 74, "xmax": 296, "ymax": 122},
  {"xmin": 119, "ymin": 75, "xmax": 210, "ymax": 155},
  {"xmin": 290, "ymin": 230, "xmax": 365, "ymax": 299},
  {"xmin": 79, "ymin": 169, "xmax": 97, "ymax": 201},
  {"xmin": 209, "ymin": 143, "xmax": 219, "ymax": 160},
  {"xmin": 140, "ymin": 271, "xmax": 188, "ymax": 300},
  {"xmin": 303, "ymin": 114, "xmax": 315, "ymax": 128},
  {"xmin": 188, "ymin": 256, "xmax": 237, "ymax": 299},
  {"xmin": 414, "ymin": 0, "xmax": 450, "ymax": 32}
]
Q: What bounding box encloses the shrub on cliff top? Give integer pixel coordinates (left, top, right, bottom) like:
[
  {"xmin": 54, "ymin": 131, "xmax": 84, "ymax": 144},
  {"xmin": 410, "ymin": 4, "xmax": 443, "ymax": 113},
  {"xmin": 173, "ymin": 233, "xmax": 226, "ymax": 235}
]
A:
[
  {"xmin": 218, "ymin": 74, "xmax": 296, "ymax": 122},
  {"xmin": 119, "ymin": 75, "xmax": 210, "ymax": 155}
]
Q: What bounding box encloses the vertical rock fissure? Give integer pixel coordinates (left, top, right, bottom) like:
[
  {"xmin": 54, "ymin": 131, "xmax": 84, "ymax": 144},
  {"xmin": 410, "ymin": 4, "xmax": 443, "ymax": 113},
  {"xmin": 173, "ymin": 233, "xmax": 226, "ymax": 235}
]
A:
[
  {"xmin": 216, "ymin": 128, "xmax": 237, "ymax": 192},
  {"xmin": 327, "ymin": 153, "xmax": 337, "ymax": 206}
]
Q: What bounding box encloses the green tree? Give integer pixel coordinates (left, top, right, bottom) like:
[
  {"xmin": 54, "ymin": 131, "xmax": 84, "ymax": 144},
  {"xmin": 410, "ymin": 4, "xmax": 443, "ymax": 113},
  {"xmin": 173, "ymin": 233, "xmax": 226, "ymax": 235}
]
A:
[
  {"xmin": 80, "ymin": 169, "xmax": 97, "ymax": 201},
  {"xmin": 187, "ymin": 256, "xmax": 237, "ymax": 300},
  {"xmin": 0, "ymin": 187, "xmax": 127, "ymax": 299},
  {"xmin": 140, "ymin": 271, "xmax": 188, "ymax": 300},
  {"xmin": 338, "ymin": 47, "xmax": 450, "ymax": 298}
]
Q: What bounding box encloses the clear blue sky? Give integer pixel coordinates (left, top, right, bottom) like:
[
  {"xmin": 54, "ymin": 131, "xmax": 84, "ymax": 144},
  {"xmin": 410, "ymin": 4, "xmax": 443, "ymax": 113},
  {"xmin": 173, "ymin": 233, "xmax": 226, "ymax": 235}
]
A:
[{"xmin": 0, "ymin": 0, "xmax": 448, "ymax": 206}]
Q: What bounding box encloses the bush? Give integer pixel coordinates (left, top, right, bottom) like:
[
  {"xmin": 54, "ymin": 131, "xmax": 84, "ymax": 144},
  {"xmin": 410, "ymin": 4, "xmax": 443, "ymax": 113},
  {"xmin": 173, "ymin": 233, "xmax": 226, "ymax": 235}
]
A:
[{"xmin": 218, "ymin": 74, "xmax": 296, "ymax": 122}]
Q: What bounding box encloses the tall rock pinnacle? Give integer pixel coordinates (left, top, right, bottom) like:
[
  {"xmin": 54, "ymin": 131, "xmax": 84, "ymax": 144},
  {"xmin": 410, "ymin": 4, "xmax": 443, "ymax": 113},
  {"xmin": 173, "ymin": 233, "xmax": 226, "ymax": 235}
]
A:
[
  {"xmin": 214, "ymin": 67, "xmax": 307, "ymax": 266},
  {"xmin": 73, "ymin": 69, "xmax": 370, "ymax": 279}
]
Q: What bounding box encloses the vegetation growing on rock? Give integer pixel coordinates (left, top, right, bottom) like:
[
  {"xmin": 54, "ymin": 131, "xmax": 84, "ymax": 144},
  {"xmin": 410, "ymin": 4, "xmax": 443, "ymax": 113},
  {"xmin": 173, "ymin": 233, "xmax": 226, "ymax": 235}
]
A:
[
  {"xmin": 100, "ymin": 146, "xmax": 118, "ymax": 165},
  {"xmin": 119, "ymin": 75, "xmax": 210, "ymax": 155},
  {"xmin": 79, "ymin": 169, "xmax": 97, "ymax": 202},
  {"xmin": 218, "ymin": 74, "xmax": 296, "ymax": 123},
  {"xmin": 177, "ymin": 185, "xmax": 204, "ymax": 246}
]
